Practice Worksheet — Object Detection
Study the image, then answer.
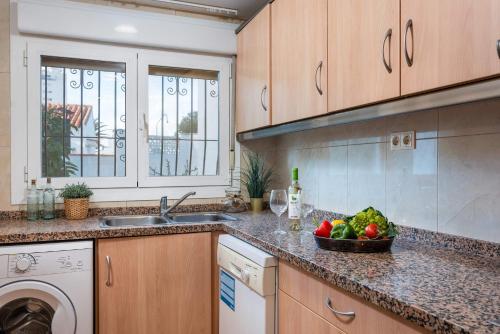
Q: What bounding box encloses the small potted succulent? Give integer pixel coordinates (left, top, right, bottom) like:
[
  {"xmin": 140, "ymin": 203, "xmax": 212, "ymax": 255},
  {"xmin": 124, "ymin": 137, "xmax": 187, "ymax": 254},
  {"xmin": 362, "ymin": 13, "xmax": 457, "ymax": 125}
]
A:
[
  {"xmin": 59, "ymin": 183, "xmax": 93, "ymax": 220},
  {"xmin": 241, "ymin": 152, "xmax": 273, "ymax": 213}
]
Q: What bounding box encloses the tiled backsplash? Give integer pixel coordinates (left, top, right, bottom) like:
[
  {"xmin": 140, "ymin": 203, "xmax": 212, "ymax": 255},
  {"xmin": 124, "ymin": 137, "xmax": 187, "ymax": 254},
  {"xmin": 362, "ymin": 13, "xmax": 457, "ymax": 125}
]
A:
[{"xmin": 241, "ymin": 98, "xmax": 500, "ymax": 243}]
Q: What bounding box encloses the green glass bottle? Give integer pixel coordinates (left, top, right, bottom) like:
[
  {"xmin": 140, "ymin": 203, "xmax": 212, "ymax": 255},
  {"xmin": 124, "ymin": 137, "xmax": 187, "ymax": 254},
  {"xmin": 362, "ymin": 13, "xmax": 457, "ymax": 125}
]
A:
[{"xmin": 288, "ymin": 167, "xmax": 302, "ymax": 231}]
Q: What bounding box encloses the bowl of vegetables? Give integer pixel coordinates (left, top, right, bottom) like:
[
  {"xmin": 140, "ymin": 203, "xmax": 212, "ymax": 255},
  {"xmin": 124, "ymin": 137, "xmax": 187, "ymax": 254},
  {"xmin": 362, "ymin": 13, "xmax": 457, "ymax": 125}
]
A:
[{"xmin": 313, "ymin": 207, "xmax": 398, "ymax": 253}]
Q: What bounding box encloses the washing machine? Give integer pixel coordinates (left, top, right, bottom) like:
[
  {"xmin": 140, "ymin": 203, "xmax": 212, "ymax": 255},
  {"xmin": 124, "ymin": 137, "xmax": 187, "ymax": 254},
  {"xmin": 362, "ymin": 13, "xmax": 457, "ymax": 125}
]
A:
[{"xmin": 0, "ymin": 241, "xmax": 93, "ymax": 334}]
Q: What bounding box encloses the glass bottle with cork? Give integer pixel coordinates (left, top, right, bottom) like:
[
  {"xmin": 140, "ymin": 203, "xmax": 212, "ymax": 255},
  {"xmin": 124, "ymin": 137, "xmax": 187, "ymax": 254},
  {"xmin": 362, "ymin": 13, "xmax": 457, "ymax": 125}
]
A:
[
  {"xmin": 42, "ymin": 177, "xmax": 55, "ymax": 220},
  {"xmin": 288, "ymin": 167, "xmax": 302, "ymax": 231},
  {"xmin": 26, "ymin": 179, "xmax": 39, "ymax": 221}
]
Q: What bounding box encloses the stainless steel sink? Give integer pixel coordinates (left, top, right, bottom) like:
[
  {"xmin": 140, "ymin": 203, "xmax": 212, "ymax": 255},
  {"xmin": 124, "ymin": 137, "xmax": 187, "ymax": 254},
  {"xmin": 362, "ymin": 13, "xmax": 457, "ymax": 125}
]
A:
[
  {"xmin": 99, "ymin": 212, "xmax": 238, "ymax": 228},
  {"xmin": 166, "ymin": 213, "xmax": 238, "ymax": 223},
  {"xmin": 99, "ymin": 215, "xmax": 168, "ymax": 228}
]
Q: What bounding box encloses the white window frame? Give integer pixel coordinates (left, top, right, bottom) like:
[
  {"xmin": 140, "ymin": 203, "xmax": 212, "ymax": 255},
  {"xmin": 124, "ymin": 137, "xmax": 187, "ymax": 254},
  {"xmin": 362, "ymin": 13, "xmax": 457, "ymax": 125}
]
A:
[
  {"xmin": 137, "ymin": 50, "xmax": 231, "ymax": 188},
  {"xmin": 26, "ymin": 39, "xmax": 139, "ymax": 190},
  {"xmin": 10, "ymin": 37, "xmax": 236, "ymax": 204}
]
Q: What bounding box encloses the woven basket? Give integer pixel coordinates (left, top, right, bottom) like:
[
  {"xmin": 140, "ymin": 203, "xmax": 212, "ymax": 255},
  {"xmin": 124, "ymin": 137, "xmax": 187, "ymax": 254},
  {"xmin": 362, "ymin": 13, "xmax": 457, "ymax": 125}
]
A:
[{"xmin": 64, "ymin": 198, "xmax": 90, "ymax": 220}]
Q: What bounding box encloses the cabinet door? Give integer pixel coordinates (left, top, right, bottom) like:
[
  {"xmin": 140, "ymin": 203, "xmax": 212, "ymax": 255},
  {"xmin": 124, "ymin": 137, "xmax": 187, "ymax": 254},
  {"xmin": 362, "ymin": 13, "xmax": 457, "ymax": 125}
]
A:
[
  {"xmin": 97, "ymin": 233, "xmax": 211, "ymax": 334},
  {"xmin": 328, "ymin": 0, "xmax": 400, "ymax": 111},
  {"xmin": 271, "ymin": 0, "xmax": 328, "ymax": 125},
  {"xmin": 279, "ymin": 291, "xmax": 344, "ymax": 334},
  {"xmin": 401, "ymin": 0, "xmax": 500, "ymax": 95},
  {"xmin": 236, "ymin": 5, "xmax": 271, "ymax": 133}
]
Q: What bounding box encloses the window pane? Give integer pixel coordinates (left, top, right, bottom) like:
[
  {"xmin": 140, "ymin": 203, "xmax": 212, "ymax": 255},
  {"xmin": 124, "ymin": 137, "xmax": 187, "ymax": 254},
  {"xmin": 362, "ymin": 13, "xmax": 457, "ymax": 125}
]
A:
[
  {"xmin": 40, "ymin": 57, "xmax": 126, "ymax": 178},
  {"xmin": 147, "ymin": 65, "xmax": 220, "ymax": 177}
]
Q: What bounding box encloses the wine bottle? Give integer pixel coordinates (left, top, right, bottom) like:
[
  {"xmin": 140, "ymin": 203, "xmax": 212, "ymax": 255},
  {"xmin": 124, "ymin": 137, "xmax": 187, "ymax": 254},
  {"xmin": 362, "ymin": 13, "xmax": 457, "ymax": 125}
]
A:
[
  {"xmin": 288, "ymin": 167, "xmax": 302, "ymax": 231},
  {"xmin": 42, "ymin": 177, "xmax": 55, "ymax": 220}
]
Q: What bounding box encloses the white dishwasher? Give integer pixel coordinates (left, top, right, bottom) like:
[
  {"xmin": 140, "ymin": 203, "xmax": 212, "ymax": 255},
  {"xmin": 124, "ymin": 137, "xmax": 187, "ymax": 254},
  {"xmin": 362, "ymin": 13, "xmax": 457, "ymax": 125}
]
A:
[{"xmin": 218, "ymin": 235, "xmax": 277, "ymax": 334}]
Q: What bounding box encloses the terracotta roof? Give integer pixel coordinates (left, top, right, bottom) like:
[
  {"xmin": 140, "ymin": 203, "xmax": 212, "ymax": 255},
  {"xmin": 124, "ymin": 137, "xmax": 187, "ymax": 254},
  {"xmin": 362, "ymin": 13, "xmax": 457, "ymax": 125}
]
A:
[{"xmin": 46, "ymin": 103, "xmax": 93, "ymax": 127}]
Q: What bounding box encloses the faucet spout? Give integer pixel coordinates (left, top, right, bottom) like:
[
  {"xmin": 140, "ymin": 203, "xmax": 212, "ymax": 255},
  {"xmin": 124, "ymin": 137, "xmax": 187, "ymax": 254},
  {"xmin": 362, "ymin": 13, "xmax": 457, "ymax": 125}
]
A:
[{"xmin": 160, "ymin": 191, "xmax": 196, "ymax": 216}]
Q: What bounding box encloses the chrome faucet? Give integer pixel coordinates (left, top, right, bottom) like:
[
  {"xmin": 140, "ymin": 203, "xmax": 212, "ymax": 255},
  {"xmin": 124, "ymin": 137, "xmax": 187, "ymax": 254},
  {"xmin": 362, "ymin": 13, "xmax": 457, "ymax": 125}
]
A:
[{"xmin": 160, "ymin": 191, "xmax": 196, "ymax": 216}]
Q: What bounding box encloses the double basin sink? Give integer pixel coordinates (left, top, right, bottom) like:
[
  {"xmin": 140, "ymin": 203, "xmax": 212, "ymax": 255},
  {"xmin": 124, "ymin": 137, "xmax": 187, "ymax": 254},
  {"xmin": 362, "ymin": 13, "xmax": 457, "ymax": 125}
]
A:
[{"xmin": 99, "ymin": 212, "xmax": 238, "ymax": 228}]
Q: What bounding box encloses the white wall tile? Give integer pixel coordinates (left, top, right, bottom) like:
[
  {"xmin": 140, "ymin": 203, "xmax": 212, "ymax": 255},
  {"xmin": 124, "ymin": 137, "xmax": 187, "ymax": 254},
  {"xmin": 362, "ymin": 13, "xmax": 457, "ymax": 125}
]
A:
[
  {"xmin": 386, "ymin": 139, "xmax": 437, "ymax": 230},
  {"xmin": 438, "ymin": 133, "xmax": 500, "ymax": 242},
  {"xmin": 347, "ymin": 118, "xmax": 387, "ymax": 145},
  {"xmin": 347, "ymin": 143, "xmax": 386, "ymax": 215},
  {"xmin": 438, "ymin": 98, "xmax": 500, "ymax": 137},
  {"xmin": 317, "ymin": 146, "xmax": 348, "ymax": 214},
  {"xmin": 386, "ymin": 109, "xmax": 438, "ymax": 140}
]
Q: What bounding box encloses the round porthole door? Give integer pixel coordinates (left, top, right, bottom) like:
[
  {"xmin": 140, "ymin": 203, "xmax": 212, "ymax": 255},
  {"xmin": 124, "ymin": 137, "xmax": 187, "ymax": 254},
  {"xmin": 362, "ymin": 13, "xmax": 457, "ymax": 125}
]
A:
[{"xmin": 0, "ymin": 281, "xmax": 76, "ymax": 334}]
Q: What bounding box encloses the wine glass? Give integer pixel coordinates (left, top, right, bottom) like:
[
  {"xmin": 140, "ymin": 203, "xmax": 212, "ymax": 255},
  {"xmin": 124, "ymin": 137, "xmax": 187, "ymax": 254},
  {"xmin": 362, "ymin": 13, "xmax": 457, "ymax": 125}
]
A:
[
  {"xmin": 270, "ymin": 189, "xmax": 288, "ymax": 235},
  {"xmin": 300, "ymin": 191, "xmax": 315, "ymax": 234}
]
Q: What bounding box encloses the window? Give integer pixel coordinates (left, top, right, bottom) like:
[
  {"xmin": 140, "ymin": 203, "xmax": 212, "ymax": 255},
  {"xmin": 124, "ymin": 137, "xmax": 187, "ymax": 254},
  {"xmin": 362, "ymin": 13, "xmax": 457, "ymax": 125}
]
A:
[
  {"xmin": 147, "ymin": 66, "xmax": 220, "ymax": 177},
  {"xmin": 12, "ymin": 40, "xmax": 233, "ymax": 203},
  {"xmin": 40, "ymin": 57, "xmax": 126, "ymax": 178},
  {"xmin": 137, "ymin": 51, "xmax": 231, "ymax": 188}
]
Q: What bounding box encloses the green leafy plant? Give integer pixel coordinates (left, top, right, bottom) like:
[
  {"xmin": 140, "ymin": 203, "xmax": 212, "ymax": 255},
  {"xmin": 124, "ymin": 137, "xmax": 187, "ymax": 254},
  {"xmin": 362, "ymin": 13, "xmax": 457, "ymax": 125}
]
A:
[
  {"xmin": 240, "ymin": 152, "xmax": 273, "ymax": 199},
  {"xmin": 59, "ymin": 183, "xmax": 94, "ymax": 199}
]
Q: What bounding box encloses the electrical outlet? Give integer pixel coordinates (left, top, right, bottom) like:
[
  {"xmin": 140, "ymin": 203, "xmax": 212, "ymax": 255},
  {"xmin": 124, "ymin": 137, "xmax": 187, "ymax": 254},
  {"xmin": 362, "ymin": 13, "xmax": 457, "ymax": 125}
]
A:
[
  {"xmin": 401, "ymin": 131, "xmax": 415, "ymax": 150},
  {"xmin": 390, "ymin": 131, "xmax": 415, "ymax": 151},
  {"xmin": 390, "ymin": 133, "xmax": 401, "ymax": 151}
]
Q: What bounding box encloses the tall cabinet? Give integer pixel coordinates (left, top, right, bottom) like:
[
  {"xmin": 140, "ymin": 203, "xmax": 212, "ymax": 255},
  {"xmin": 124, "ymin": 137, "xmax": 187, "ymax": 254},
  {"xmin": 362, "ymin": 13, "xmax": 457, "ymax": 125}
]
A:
[
  {"xmin": 236, "ymin": 5, "xmax": 271, "ymax": 133},
  {"xmin": 271, "ymin": 0, "xmax": 328, "ymax": 125},
  {"xmin": 401, "ymin": 0, "xmax": 500, "ymax": 95},
  {"xmin": 328, "ymin": 0, "xmax": 400, "ymax": 111}
]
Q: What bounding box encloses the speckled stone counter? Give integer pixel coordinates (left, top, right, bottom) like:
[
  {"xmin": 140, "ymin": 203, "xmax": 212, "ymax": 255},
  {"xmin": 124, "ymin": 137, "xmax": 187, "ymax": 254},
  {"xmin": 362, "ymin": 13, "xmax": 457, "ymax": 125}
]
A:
[{"xmin": 0, "ymin": 210, "xmax": 498, "ymax": 334}]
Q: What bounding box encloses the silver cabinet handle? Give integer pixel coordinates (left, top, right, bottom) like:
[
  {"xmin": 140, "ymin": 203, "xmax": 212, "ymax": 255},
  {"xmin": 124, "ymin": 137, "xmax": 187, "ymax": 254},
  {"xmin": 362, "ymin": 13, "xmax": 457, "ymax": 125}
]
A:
[
  {"xmin": 105, "ymin": 255, "xmax": 112, "ymax": 287},
  {"xmin": 260, "ymin": 85, "xmax": 268, "ymax": 112},
  {"xmin": 325, "ymin": 297, "xmax": 355, "ymax": 318},
  {"xmin": 382, "ymin": 28, "xmax": 393, "ymax": 73},
  {"xmin": 497, "ymin": 40, "xmax": 500, "ymax": 59},
  {"xmin": 315, "ymin": 61, "xmax": 324, "ymax": 95},
  {"xmin": 404, "ymin": 19, "xmax": 414, "ymax": 67}
]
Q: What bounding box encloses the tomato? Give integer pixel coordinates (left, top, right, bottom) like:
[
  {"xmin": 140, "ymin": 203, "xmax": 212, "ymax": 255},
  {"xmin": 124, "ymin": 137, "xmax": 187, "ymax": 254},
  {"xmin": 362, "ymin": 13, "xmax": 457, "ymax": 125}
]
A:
[{"xmin": 365, "ymin": 223, "xmax": 378, "ymax": 239}]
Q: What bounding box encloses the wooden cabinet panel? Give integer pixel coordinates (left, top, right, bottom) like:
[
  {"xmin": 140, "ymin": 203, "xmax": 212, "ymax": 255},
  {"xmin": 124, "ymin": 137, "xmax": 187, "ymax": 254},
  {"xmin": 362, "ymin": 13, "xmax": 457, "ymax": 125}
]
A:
[
  {"xmin": 271, "ymin": 0, "xmax": 328, "ymax": 125},
  {"xmin": 401, "ymin": 0, "xmax": 500, "ymax": 95},
  {"xmin": 279, "ymin": 290, "xmax": 345, "ymax": 334},
  {"xmin": 328, "ymin": 0, "xmax": 400, "ymax": 111},
  {"xmin": 279, "ymin": 261, "xmax": 428, "ymax": 334},
  {"xmin": 97, "ymin": 233, "xmax": 211, "ymax": 334},
  {"xmin": 236, "ymin": 5, "xmax": 271, "ymax": 133}
]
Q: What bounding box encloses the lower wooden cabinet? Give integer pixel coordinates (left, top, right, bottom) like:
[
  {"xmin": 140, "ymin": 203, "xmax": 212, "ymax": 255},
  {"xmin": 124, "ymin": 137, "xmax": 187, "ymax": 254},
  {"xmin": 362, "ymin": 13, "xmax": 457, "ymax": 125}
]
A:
[
  {"xmin": 97, "ymin": 233, "xmax": 212, "ymax": 334},
  {"xmin": 279, "ymin": 261, "xmax": 428, "ymax": 334},
  {"xmin": 279, "ymin": 290, "xmax": 345, "ymax": 334}
]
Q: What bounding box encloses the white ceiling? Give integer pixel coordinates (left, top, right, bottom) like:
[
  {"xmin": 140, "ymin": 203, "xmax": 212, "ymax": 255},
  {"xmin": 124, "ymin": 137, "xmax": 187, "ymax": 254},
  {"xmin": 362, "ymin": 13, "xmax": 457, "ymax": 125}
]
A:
[{"xmin": 123, "ymin": 0, "xmax": 268, "ymax": 19}]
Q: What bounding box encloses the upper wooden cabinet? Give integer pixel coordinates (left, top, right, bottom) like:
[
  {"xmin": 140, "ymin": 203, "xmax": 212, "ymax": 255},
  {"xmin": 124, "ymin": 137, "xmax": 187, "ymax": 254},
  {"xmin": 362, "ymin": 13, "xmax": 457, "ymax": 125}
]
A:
[
  {"xmin": 401, "ymin": 0, "xmax": 500, "ymax": 95},
  {"xmin": 328, "ymin": 0, "xmax": 400, "ymax": 111},
  {"xmin": 271, "ymin": 0, "xmax": 328, "ymax": 125},
  {"xmin": 236, "ymin": 5, "xmax": 271, "ymax": 133},
  {"xmin": 97, "ymin": 233, "xmax": 211, "ymax": 334}
]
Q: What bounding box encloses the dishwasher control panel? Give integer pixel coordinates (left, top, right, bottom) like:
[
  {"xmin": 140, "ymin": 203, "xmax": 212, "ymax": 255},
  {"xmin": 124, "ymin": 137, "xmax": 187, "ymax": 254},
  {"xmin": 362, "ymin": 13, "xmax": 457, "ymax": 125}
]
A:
[{"xmin": 217, "ymin": 243, "xmax": 276, "ymax": 297}]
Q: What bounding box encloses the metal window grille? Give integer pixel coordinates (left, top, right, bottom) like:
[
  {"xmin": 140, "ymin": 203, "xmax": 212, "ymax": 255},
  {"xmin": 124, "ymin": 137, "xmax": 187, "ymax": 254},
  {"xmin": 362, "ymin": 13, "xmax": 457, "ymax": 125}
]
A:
[
  {"xmin": 40, "ymin": 56, "xmax": 126, "ymax": 177},
  {"xmin": 148, "ymin": 66, "xmax": 220, "ymax": 177}
]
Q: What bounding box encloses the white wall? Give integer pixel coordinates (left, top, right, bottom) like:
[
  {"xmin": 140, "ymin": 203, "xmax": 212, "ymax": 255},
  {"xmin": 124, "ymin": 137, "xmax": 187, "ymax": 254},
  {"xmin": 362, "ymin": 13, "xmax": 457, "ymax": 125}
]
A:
[{"xmin": 241, "ymin": 98, "xmax": 500, "ymax": 243}]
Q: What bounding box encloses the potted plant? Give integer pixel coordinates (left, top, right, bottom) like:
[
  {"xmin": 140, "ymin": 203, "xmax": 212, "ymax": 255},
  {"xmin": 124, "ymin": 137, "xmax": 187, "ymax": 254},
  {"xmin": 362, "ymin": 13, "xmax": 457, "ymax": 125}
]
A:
[
  {"xmin": 59, "ymin": 183, "xmax": 93, "ymax": 220},
  {"xmin": 241, "ymin": 152, "xmax": 273, "ymax": 213}
]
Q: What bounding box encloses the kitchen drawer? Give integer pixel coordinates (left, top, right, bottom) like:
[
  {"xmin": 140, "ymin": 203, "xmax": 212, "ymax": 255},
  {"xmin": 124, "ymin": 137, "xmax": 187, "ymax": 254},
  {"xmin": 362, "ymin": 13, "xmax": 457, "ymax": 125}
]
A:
[
  {"xmin": 279, "ymin": 290, "xmax": 345, "ymax": 334},
  {"xmin": 279, "ymin": 261, "xmax": 427, "ymax": 334}
]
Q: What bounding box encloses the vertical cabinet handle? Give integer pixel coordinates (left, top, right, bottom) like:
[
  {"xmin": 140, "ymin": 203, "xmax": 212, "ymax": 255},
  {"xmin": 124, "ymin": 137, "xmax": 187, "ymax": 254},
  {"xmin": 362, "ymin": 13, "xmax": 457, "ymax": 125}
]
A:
[
  {"xmin": 325, "ymin": 297, "xmax": 355, "ymax": 318},
  {"xmin": 105, "ymin": 255, "xmax": 112, "ymax": 287},
  {"xmin": 382, "ymin": 28, "xmax": 393, "ymax": 73},
  {"xmin": 315, "ymin": 61, "xmax": 324, "ymax": 95},
  {"xmin": 260, "ymin": 85, "xmax": 268, "ymax": 112},
  {"xmin": 404, "ymin": 19, "xmax": 414, "ymax": 66},
  {"xmin": 497, "ymin": 40, "xmax": 500, "ymax": 59}
]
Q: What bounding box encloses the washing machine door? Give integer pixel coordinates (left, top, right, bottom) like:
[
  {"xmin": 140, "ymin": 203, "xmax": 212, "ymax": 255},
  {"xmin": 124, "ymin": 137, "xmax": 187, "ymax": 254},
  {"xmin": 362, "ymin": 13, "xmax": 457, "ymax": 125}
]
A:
[{"xmin": 0, "ymin": 280, "xmax": 76, "ymax": 334}]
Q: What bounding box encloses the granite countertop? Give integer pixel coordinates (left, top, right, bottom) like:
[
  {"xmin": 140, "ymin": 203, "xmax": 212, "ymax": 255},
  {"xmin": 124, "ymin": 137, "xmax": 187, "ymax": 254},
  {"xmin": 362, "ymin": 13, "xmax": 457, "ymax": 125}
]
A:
[{"xmin": 0, "ymin": 210, "xmax": 498, "ymax": 334}]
